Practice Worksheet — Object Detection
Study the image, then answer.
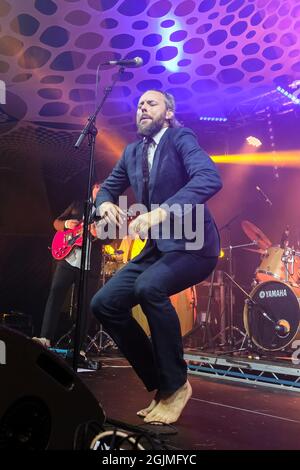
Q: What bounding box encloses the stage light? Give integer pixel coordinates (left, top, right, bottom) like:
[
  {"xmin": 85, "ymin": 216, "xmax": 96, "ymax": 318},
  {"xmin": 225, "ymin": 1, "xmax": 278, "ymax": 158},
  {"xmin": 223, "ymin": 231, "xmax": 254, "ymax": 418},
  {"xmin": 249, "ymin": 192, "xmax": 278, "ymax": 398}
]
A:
[
  {"xmin": 212, "ymin": 151, "xmax": 300, "ymax": 168},
  {"xmin": 219, "ymin": 249, "xmax": 225, "ymax": 259},
  {"xmin": 276, "ymin": 86, "xmax": 300, "ymax": 104},
  {"xmin": 246, "ymin": 136, "xmax": 262, "ymax": 148},
  {"xmin": 199, "ymin": 116, "xmax": 228, "ymax": 122},
  {"xmin": 157, "ymin": 18, "xmax": 183, "ymax": 72}
]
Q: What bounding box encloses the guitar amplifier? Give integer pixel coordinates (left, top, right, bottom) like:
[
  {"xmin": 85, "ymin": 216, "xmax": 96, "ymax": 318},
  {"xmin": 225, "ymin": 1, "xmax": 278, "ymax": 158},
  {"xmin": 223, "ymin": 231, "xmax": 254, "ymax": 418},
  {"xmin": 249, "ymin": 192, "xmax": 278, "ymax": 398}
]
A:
[{"xmin": 0, "ymin": 311, "xmax": 33, "ymax": 337}]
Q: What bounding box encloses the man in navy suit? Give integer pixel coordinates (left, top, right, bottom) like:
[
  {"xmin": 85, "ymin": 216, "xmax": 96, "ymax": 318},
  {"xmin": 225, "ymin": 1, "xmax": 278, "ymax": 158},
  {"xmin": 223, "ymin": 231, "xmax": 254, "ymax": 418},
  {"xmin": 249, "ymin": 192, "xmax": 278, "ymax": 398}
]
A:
[{"xmin": 91, "ymin": 90, "xmax": 222, "ymax": 424}]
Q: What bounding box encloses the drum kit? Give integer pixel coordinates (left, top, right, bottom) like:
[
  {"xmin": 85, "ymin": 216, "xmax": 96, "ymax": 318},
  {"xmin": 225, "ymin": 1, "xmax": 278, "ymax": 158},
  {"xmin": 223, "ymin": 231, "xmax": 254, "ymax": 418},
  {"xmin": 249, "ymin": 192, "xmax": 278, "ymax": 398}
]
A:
[{"xmin": 238, "ymin": 220, "xmax": 300, "ymax": 353}]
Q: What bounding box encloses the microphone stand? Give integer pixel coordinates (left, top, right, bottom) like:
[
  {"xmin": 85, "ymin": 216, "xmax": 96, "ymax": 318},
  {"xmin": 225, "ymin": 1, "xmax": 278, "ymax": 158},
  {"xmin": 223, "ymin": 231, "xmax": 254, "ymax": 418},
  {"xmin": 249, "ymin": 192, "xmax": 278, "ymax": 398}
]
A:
[{"xmin": 72, "ymin": 66, "xmax": 125, "ymax": 372}]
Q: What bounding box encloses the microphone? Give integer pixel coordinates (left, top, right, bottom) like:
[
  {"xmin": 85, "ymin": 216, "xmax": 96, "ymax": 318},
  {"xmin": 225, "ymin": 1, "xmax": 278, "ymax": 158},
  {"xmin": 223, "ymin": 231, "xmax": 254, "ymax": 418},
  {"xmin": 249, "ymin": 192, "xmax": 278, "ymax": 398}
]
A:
[
  {"xmin": 101, "ymin": 57, "xmax": 143, "ymax": 67},
  {"xmin": 261, "ymin": 310, "xmax": 275, "ymax": 323},
  {"xmin": 256, "ymin": 185, "xmax": 272, "ymax": 206}
]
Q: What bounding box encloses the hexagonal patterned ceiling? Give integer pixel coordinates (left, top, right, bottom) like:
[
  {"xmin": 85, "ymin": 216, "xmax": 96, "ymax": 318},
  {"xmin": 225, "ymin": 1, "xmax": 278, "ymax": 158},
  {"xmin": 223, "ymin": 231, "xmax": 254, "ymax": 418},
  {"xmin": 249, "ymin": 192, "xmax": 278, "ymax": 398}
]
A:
[{"xmin": 1, "ymin": 0, "xmax": 300, "ymax": 139}]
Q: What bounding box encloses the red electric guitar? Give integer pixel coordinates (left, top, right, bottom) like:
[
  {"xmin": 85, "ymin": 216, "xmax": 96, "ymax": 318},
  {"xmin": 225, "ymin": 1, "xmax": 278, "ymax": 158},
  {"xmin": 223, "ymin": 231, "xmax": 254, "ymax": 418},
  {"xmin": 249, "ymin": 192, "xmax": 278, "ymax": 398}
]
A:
[
  {"xmin": 51, "ymin": 212, "xmax": 138, "ymax": 260},
  {"xmin": 51, "ymin": 222, "xmax": 84, "ymax": 260}
]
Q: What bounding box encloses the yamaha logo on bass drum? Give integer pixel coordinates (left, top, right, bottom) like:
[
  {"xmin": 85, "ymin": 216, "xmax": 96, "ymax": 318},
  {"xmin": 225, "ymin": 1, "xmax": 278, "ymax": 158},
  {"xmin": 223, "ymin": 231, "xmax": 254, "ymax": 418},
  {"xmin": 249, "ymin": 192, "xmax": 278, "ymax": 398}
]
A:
[{"xmin": 259, "ymin": 289, "xmax": 288, "ymax": 299}]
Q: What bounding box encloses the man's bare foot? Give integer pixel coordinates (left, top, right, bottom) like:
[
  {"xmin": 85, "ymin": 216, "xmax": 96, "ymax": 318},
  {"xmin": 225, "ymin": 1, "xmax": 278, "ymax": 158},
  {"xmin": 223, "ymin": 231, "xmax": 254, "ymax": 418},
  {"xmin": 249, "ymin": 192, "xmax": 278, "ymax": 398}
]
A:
[
  {"xmin": 143, "ymin": 381, "xmax": 192, "ymax": 425},
  {"xmin": 137, "ymin": 399, "xmax": 158, "ymax": 417},
  {"xmin": 32, "ymin": 337, "xmax": 51, "ymax": 348},
  {"xmin": 137, "ymin": 391, "xmax": 160, "ymax": 417}
]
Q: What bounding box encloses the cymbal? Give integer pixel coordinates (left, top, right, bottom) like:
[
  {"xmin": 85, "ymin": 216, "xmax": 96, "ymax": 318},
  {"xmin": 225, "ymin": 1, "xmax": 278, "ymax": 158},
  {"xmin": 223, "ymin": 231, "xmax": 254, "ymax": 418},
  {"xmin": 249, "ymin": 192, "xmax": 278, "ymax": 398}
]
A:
[{"xmin": 241, "ymin": 220, "xmax": 272, "ymax": 250}]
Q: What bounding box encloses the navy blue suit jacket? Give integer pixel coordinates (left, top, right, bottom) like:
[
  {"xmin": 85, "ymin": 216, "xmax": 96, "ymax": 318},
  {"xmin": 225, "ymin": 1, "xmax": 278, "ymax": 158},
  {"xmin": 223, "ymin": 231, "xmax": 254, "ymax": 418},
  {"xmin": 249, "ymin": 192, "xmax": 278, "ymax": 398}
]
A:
[{"xmin": 96, "ymin": 127, "xmax": 222, "ymax": 256}]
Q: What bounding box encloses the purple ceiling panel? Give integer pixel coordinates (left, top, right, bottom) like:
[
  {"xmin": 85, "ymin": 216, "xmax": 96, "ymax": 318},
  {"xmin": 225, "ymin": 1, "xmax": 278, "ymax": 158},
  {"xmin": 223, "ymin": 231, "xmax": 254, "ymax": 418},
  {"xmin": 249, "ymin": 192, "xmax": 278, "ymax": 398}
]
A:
[{"xmin": 0, "ymin": 0, "xmax": 299, "ymax": 137}]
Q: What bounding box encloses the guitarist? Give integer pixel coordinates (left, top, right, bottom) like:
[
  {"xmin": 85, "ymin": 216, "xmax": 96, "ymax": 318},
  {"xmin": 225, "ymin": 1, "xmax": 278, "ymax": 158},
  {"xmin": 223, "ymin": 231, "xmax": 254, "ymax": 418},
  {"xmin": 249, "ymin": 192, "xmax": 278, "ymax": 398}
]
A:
[{"xmin": 35, "ymin": 183, "xmax": 102, "ymax": 350}]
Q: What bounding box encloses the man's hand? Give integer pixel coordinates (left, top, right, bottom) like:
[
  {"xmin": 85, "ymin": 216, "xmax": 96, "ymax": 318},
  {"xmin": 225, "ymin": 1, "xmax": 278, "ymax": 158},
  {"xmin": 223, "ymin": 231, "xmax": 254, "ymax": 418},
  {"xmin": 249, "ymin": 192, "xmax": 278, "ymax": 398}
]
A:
[
  {"xmin": 129, "ymin": 207, "xmax": 168, "ymax": 239},
  {"xmin": 65, "ymin": 219, "xmax": 81, "ymax": 230},
  {"xmin": 98, "ymin": 202, "xmax": 126, "ymax": 228}
]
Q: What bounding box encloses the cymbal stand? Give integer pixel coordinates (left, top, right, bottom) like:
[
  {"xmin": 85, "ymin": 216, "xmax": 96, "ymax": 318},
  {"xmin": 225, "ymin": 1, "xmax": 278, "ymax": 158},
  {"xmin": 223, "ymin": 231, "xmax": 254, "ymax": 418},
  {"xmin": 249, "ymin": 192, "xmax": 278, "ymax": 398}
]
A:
[
  {"xmin": 223, "ymin": 241, "xmax": 258, "ymax": 348},
  {"xmin": 85, "ymin": 248, "xmax": 116, "ymax": 355}
]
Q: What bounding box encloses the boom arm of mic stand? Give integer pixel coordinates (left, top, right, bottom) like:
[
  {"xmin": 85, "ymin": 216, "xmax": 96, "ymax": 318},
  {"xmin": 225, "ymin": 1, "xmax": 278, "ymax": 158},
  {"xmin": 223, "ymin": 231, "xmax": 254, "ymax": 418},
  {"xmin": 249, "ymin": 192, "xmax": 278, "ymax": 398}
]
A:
[
  {"xmin": 74, "ymin": 66, "xmax": 125, "ymax": 149},
  {"xmin": 72, "ymin": 66, "xmax": 125, "ymax": 372}
]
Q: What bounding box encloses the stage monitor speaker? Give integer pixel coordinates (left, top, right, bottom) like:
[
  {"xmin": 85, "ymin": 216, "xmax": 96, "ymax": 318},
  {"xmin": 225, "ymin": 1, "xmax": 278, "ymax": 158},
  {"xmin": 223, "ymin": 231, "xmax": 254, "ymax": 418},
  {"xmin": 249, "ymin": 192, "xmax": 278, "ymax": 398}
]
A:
[{"xmin": 0, "ymin": 327, "xmax": 105, "ymax": 450}]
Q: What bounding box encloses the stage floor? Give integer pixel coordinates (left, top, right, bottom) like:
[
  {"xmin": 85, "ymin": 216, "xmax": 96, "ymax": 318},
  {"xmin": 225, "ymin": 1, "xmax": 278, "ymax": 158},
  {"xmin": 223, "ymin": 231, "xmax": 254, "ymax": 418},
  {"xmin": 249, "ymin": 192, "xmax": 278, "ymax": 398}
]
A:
[{"xmin": 80, "ymin": 354, "xmax": 300, "ymax": 450}]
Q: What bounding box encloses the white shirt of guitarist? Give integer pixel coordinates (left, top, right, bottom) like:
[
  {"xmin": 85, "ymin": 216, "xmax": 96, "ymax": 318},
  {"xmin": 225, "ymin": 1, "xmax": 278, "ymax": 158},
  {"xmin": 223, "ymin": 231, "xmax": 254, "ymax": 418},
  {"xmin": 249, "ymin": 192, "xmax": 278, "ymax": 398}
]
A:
[{"xmin": 65, "ymin": 204, "xmax": 95, "ymax": 270}]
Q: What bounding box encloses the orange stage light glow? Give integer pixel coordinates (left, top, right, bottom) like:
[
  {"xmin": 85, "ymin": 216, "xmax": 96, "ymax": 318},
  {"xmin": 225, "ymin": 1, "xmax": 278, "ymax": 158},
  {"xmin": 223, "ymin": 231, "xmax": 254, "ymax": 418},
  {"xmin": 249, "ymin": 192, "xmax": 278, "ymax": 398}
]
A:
[
  {"xmin": 97, "ymin": 131, "xmax": 127, "ymax": 160},
  {"xmin": 212, "ymin": 151, "xmax": 300, "ymax": 168}
]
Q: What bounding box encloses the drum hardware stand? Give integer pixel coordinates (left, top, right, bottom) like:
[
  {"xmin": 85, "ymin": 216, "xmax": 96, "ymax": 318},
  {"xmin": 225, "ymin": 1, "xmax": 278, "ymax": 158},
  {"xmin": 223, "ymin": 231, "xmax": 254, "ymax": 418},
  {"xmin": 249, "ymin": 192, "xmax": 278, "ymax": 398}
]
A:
[
  {"xmin": 85, "ymin": 328, "xmax": 116, "ymax": 355},
  {"xmin": 184, "ymin": 270, "xmax": 225, "ymax": 351},
  {"xmin": 201, "ymin": 270, "xmax": 225, "ymax": 350},
  {"xmin": 53, "ymin": 282, "xmax": 101, "ymax": 366},
  {"xmin": 85, "ymin": 246, "xmax": 117, "ymax": 355},
  {"xmin": 183, "ymin": 270, "xmax": 220, "ymax": 350},
  {"xmin": 239, "ymin": 299, "xmax": 261, "ymax": 356},
  {"xmin": 190, "ymin": 284, "xmax": 198, "ymax": 321},
  {"xmin": 202, "ymin": 269, "xmax": 216, "ymax": 349},
  {"xmin": 221, "ymin": 270, "xmax": 252, "ymax": 353},
  {"xmin": 205, "ymin": 270, "xmax": 228, "ymax": 350},
  {"xmin": 282, "ymin": 248, "xmax": 300, "ymax": 285},
  {"xmin": 222, "ymin": 271, "xmax": 280, "ymax": 355},
  {"xmin": 222, "ymin": 241, "xmax": 259, "ymax": 349},
  {"xmin": 183, "ymin": 270, "xmax": 215, "ymax": 350},
  {"xmin": 218, "ymin": 212, "xmax": 260, "ymax": 350}
]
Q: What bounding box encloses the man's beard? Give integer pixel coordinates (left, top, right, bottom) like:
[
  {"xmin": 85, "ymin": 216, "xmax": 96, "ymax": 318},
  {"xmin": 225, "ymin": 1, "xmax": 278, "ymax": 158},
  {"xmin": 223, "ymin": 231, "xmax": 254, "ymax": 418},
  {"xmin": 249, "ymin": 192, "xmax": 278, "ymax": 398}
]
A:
[{"xmin": 137, "ymin": 114, "xmax": 166, "ymax": 137}]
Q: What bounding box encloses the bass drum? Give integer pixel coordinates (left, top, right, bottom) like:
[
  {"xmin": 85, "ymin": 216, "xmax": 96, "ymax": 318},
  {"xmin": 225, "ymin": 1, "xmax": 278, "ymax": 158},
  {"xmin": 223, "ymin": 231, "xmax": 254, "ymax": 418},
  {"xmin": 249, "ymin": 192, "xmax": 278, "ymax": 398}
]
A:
[
  {"xmin": 243, "ymin": 280, "xmax": 300, "ymax": 351},
  {"xmin": 119, "ymin": 237, "xmax": 197, "ymax": 337}
]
